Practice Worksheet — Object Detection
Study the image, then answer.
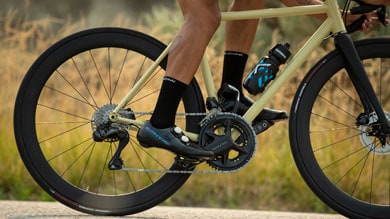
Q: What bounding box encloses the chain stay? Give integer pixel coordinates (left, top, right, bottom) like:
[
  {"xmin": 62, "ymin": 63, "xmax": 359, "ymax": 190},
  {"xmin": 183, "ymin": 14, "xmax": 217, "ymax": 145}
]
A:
[{"xmin": 131, "ymin": 111, "xmax": 208, "ymax": 117}]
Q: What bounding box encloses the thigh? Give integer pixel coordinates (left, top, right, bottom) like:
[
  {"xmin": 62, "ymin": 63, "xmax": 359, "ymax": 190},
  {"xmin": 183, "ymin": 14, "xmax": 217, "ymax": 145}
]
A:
[{"xmin": 231, "ymin": 0, "xmax": 265, "ymax": 10}]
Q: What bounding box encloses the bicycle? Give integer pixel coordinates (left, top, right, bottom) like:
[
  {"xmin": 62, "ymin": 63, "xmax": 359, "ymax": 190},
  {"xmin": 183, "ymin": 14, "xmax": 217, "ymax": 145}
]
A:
[{"xmin": 13, "ymin": 0, "xmax": 390, "ymax": 218}]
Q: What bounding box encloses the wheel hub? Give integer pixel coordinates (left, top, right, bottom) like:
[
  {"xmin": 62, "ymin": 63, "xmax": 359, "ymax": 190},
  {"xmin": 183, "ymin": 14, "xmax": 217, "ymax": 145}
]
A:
[{"xmin": 91, "ymin": 104, "xmax": 135, "ymax": 142}]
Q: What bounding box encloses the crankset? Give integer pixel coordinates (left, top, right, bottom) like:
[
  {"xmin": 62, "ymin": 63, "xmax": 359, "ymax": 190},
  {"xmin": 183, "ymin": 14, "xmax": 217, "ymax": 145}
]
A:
[{"xmin": 199, "ymin": 112, "xmax": 257, "ymax": 171}]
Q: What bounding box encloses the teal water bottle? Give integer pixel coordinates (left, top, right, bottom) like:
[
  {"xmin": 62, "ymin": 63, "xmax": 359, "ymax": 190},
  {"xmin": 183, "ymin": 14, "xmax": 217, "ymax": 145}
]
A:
[{"xmin": 244, "ymin": 43, "xmax": 291, "ymax": 95}]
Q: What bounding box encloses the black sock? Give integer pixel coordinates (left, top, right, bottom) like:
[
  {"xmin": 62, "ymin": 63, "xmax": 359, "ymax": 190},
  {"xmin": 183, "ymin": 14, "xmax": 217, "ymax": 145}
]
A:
[
  {"xmin": 220, "ymin": 51, "xmax": 249, "ymax": 94},
  {"xmin": 151, "ymin": 76, "xmax": 187, "ymax": 129}
]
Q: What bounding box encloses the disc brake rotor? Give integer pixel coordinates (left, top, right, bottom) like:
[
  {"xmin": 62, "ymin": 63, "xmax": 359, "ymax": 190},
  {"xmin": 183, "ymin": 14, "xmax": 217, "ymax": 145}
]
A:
[{"xmin": 359, "ymin": 112, "xmax": 390, "ymax": 155}]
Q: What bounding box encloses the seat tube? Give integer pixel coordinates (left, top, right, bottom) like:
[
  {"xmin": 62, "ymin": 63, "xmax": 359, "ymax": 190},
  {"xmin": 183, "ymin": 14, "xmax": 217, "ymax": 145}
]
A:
[{"xmin": 200, "ymin": 54, "xmax": 217, "ymax": 98}]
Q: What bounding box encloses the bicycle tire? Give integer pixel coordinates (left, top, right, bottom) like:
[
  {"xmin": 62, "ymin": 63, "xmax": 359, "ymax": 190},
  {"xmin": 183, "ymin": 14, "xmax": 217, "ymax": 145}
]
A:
[
  {"xmin": 14, "ymin": 27, "xmax": 206, "ymax": 216},
  {"xmin": 290, "ymin": 38, "xmax": 390, "ymax": 218}
]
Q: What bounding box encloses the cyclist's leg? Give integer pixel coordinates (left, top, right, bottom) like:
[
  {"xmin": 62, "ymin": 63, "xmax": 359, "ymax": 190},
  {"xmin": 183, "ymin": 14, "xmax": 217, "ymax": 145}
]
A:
[
  {"xmin": 137, "ymin": 0, "xmax": 220, "ymax": 159},
  {"xmin": 221, "ymin": 0, "xmax": 263, "ymax": 93},
  {"xmin": 220, "ymin": 0, "xmax": 288, "ymax": 122},
  {"xmin": 225, "ymin": 0, "xmax": 263, "ymax": 54},
  {"xmin": 166, "ymin": 0, "xmax": 221, "ymax": 84}
]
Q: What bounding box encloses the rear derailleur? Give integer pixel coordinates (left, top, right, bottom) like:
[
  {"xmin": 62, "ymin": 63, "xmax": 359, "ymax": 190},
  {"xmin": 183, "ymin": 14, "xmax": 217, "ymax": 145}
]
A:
[{"xmin": 91, "ymin": 104, "xmax": 135, "ymax": 170}]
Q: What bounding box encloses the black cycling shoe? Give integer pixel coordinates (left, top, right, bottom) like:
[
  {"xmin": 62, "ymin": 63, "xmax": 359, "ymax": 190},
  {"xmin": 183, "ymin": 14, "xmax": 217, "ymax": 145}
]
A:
[
  {"xmin": 137, "ymin": 121, "xmax": 214, "ymax": 160},
  {"xmin": 218, "ymin": 83, "xmax": 288, "ymax": 122}
]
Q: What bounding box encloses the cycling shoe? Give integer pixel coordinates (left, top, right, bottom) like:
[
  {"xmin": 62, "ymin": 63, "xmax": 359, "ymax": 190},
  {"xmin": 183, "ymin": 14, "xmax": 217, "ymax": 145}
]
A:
[
  {"xmin": 221, "ymin": 95, "xmax": 288, "ymax": 122},
  {"xmin": 218, "ymin": 83, "xmax": 288, "ymax": 122},
  {"xmin": 137, "ymin": 121, "xmax": 214, "ymax": 160}
]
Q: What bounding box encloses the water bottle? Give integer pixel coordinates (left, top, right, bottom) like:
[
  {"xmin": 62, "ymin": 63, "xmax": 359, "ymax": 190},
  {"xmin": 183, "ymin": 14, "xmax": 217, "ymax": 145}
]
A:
[{"xmin": 243, "ymin": 43, "xmax": 291, "ymax": 95}]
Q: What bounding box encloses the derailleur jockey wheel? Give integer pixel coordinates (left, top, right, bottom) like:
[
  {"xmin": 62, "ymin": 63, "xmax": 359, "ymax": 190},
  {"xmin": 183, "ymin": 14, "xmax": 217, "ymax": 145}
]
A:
[{"xmin": 199, "ymin": 112, "xmax": 257, "ymax": 171}]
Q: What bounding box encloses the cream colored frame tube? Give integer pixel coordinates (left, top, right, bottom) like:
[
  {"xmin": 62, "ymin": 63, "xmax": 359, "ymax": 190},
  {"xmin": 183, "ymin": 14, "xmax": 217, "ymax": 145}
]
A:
[{"xmin": 112, "ymin": 0, "xmax": 346, "ymax": 139}]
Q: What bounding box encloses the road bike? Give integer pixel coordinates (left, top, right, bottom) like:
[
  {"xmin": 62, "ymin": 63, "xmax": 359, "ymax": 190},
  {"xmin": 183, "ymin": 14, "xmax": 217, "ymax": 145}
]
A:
[{"xmin": 14, "ymin": 0, "xmax": 390, "ymax": 218}]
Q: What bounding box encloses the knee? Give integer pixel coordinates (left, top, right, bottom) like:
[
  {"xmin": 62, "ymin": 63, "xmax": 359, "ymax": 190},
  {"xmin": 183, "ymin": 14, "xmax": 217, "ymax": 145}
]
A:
[
  {"xmin": 201, "ymin": 12, "xmax": 221, "ymax": 34},
  {"xmin": 180, "ymin": 1, "xmax": 221, "ymax": 36},
  {"xmin": 231, "ymin": 0, "xmax": 264, "ymax": 10},
  {"xmin": 189, "ymin": 10, "xmax": 221, "ymax": 37}
]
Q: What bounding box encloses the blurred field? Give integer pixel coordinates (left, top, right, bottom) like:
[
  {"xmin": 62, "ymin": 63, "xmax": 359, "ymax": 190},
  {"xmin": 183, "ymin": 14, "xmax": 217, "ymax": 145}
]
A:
[{"xmin": 1, "ymin": 2, "xmax": 389, "ymax": 214}]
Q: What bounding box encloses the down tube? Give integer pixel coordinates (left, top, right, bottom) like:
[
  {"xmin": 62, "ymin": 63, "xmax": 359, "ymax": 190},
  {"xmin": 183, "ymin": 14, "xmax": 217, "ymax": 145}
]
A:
[{"xmin": 243, "ymin": 18, "xmax": 333, "ymax": 123}]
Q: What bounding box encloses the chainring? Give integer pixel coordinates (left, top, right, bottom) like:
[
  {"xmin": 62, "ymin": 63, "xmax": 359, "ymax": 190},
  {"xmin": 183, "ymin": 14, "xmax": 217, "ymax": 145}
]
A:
[{"xmin": 199, "ymin": 112, "xmax": 257, "ymax": 171}]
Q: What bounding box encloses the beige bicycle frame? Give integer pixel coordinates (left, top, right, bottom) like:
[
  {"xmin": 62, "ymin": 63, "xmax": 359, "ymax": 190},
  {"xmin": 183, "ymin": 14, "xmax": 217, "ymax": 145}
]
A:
[{"xmin": 111, "ymin": 0, "xmax": 346, "ymax": 140}]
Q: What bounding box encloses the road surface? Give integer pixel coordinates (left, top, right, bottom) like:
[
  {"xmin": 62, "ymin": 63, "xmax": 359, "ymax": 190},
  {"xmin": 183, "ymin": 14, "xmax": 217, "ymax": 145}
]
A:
[{"xmin": 0, "ymin": 200, "xmax": 346, "ymax": 218}]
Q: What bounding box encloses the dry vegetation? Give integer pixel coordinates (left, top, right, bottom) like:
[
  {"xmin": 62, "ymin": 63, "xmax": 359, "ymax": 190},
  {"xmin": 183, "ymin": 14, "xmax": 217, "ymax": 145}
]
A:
[{"xmin": 2, "ymin": 3, "xmax": 388, "ymax": 214}]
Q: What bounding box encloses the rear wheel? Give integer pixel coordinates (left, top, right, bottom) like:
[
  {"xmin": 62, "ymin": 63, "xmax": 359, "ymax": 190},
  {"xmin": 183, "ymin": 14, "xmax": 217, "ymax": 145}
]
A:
[{"xmin": 14, "ymin": 28, "xmax": 205, "ymax": 215}]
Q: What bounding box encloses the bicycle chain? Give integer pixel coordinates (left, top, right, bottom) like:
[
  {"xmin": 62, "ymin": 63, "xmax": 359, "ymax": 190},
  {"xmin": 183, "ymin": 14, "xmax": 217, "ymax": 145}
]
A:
[
  {"xmin": 120, "ymin": 167, "xmax": 235, "ymax": 174},
  {"xmin": 120, "ymin": 111, "xmax": 248, "ymax": 174},
  {"xmin": 130, "ymin": 111, "xmax": 208, "ymax": 117}
]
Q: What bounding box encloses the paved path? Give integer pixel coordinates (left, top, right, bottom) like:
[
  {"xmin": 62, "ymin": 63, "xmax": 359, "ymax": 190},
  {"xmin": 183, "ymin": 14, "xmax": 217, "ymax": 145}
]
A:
[{"xmin": 0, "ymin": 201, "xmax": 346, "ymax": 219}]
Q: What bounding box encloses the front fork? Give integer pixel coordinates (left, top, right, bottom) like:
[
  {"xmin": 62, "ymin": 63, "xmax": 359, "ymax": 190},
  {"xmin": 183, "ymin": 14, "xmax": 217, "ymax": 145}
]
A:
[{"xmin": 334, "ymin": 32, "xmax": 390, "ymax": 137}]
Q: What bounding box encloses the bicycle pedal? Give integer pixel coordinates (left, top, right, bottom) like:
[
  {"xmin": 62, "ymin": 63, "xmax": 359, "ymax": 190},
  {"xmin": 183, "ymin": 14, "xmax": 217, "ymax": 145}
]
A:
[
  {"xmin": 217, "ymin": 83, "xmax": 240, "ymax": 113},
  {"xmin": 175, "ymin": 156, "xmax": 204, "ymax": 168},
  {"xmin": 252, "ymin": 120, "xmax": 274, "ymax": 135}
]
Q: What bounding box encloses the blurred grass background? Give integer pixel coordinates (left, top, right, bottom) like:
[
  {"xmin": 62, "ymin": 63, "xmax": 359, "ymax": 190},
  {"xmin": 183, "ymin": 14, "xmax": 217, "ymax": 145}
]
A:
[{"xmin": 1, "ymin": 0, "xmax": 389, "ymax": 214}]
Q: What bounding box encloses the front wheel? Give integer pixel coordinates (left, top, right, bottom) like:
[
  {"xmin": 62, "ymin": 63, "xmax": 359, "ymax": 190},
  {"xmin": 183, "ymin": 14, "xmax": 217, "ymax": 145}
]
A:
[
  {"xmin": 14, "ymin": 28, "xmax": 205, "ymax": 216},
  {"xmin": 290, "ymin": 38, "xmax": 390, "ymax": 218}
]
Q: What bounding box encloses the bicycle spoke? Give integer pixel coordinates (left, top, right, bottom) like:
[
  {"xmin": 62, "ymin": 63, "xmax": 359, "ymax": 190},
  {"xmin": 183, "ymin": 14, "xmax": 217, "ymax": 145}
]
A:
[
  {"xmin": 96, "ymin": 146, "xmax": 112, "ymax": 194},
  {"xmin": 57, "ymin": 140, "xmax": 96, "ymax": 177},
  {"xmin": 128, "ymin": 138, "xmax": 155, "ymax": 183},
  {"xmin": 111, "ymin": 50, "xmax": 129, "ymax": 99},
  {"xmin": 77, "ymin": 141, "xmax": 96, "ymax": 187},
  {"xmin": 37, "ymin": 103, "xmax": 90, "ymax": 121},
  {"xmin": 129, "ymin": 88, "xmax": 160, "ymax": 106},
  {"xmin": 89, "ymin": 50, "xmax": 111, "ymax": 103},
  {"xmin": 313, "ymin": 132, "xmax": 362, "ymax": 152},
  {"xmin": 327, "ymin": 76, "xmax": 362, "ymax": 107},
  {"xmin": 38, "ymin": 121, "xmax": 90, "ymax": 143},
  {"xmin": 44, "ymin": 86, "xmax": 95, "ymax": 109},
  {"xmin": 350, "ymin": 144, "xmax": 376, "ymax": 197},
  {"xmin": 108, "ymin": 48, "xmax": 112, "ymax": 100},
  {"xmin": 311, "ymin": 112, "xmax": 359, "ymax": 132},
  {"xmin": 54, "ymin": 69, "xmax": 98, "ymax": 111},
  {"xmin": 71, "ymin": 57, "xmax": 99, "ymax": 107},
  {"xmin": 317, "ymin": 92, "xmax": 359, "ymax": 120},
  {"xmin": 131, "ymin": 55, "xmax": 147, "ymax": 89},
  {"xmin": 47, "ymin": 137, "xmax": 93, "ymax": 161}
]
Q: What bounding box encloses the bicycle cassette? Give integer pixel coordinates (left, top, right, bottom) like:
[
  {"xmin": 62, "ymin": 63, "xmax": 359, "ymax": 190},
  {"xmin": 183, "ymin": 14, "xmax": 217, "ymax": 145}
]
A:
[
  {"xmin": 199, "ymin": 112, "xmax": 257, "ymax": 171},
  {"xmin": 91, "ymin": 104, "xmax": 135, "ymax": 142}
]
